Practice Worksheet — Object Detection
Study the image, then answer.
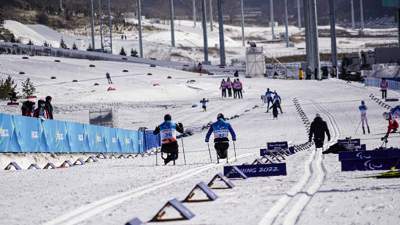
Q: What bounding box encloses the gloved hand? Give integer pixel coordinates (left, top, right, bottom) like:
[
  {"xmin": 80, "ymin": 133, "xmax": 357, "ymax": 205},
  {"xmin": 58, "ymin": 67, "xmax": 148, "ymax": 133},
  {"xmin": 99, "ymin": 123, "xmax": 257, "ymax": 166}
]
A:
[
  {"xmin": 232, "ymin": 139, "xmax": 236, "ymax": 142},
  {"xmin": 178, "ymin": 122, "xmax": 183, "ymax": 128},
  {"xmin": 205, "ymin": 139, "xmax": 209, "ymax": 143}
]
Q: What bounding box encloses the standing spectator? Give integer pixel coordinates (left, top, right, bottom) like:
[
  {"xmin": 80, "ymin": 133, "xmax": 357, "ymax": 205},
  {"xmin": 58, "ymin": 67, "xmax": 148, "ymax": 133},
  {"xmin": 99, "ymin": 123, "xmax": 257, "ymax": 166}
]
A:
[
  {"xmin": 33, "ymin": 99, "xmax": 49, "ymax": 120},
  {"xmin": 21, "ymin": 100, "xmax": 35, "ymax": 117},
  {"xmin": 237, "ymin": 79, "xmax": 243, "ymax": 99},
  {"xmin": 265, "ymin": 88, "xmax": 274, "ymax": 112},
  {"xmin": 45, "ymin": 96, "xmax": 54, "ymax": 120},
  {"xmin": 220, "ymin": 79, "xmax": 227, "ymax": 98},
  {"xmin": 226, "ymin": 77, "xmax": 233, "ymax": 98},
  {"xmin": 106, "ymin": 72, "xmax": 113, "ymax": 84},
  {"xmin": 298, "ymin": 68, "xmax": 304, "ymax": 80},
  {"xmin": 153, "ymin": 114, "xmax": 184, "ymax": 165},
  {"xmin": 358, "ymin": 100, "xmax": 370, "ymax": 134},
  {"xmin": 309, "ymin": 114, "xmax": 331, "ymax": 149},
  {"xmin": 200, "ymin": 98, "xmax": 209, "ymax": 112},
  {"xmin": 234, "ymin": 70, "xmax": 239, "ymax": 77},
  {"xmin": 232, "ymin": 79, "xmax": 238, "ymax": 99},
  {"xmin": 273, "ymin": 91, "xmax": 283, "ymax": 113},
  {"xmin": 380, "ymin": 78, "xmax": 388, "ymax": 99}
]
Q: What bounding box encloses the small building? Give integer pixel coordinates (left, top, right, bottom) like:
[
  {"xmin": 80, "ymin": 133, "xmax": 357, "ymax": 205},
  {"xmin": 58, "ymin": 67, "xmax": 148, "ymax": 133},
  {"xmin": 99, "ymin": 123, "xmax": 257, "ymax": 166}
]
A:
[{"xmin": 245, "ymin": 47, "xmax": 265, "ymax": 78}]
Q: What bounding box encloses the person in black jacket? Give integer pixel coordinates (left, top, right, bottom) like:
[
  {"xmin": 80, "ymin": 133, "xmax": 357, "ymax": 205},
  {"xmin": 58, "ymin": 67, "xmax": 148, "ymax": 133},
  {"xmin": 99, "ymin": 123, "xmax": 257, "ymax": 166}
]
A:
[
  {"xmin": 153, "ymin": 114, "xmax": 184, "ymax": 165},
  {"xmin": 309, "ymin": 113, "xmax": 331, "ymax": 149},
  {"xmin": 45, "ymin": 96, "xmax": 54, "ymax": 119}
]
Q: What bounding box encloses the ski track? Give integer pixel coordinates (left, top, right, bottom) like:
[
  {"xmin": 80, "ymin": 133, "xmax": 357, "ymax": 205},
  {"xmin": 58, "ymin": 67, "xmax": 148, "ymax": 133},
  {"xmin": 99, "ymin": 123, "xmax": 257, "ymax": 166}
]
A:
[
  {"xmin": 44, "ymin": 153, "xmax": 254, "ymax": 225},
  {"xmin": 258, "ymin": 99, "xmax": 341, "ymax": 225}
]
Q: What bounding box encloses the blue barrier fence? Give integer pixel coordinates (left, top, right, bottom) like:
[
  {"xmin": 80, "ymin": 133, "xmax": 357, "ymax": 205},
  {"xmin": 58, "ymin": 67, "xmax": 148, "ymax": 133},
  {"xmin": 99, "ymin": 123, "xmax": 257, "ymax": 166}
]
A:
[
  {"xmin": 0, "ymin": 113, "xmax": 160, "ymax": 153},
  {"xmin": 364, "ymin": 78, "xmax": 400, "ymax": 91}
]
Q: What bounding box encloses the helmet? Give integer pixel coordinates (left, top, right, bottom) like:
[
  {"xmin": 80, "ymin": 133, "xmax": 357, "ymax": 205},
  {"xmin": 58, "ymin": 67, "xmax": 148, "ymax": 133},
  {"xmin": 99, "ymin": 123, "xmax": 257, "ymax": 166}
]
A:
[
  {"xmin": 315, "ymin": 113, "xmax": 321, "ymax": 118},
  {"xmin": 164, "ymin": 114, "xmax": 172, "ymax": 121},
  {"xmin": 217, "ymin": 113, "xmax": 225, "ymax": 120},
  {"xmin": 383, "ymin": 112, "xmax": 390, "ymax": 120}
]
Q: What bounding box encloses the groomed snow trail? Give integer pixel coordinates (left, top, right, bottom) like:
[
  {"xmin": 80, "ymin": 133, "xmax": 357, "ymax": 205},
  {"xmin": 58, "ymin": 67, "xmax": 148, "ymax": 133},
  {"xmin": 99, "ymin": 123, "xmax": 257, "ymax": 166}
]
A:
[
  {"xmin": 258, "ymin": 99, "xmax": 341, "ymax": 225},
  {"xmin": 44, "ymin": 153, "xmax": 253, "ymax": 225}
]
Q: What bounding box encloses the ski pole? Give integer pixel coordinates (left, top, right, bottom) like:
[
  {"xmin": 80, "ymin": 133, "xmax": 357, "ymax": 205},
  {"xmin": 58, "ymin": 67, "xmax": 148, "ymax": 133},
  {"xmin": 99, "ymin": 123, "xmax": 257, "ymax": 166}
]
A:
[
  {"xmin": 155, "ymin": 147, "xmax": 158, "ymax": 166},
  {"xmin": 354, "ymin": 120, "xmax": 362, "ymax": 135},
  {"xmin": 207, "ymin": 142, "xmax": 213, "ymax": 163},
  {"xmin": 233, "ymin": 141, "xmax": 237, "ymax": 161},
  {"xmin": 181, "ymin": 138, "xmax": 187, "ymax": 165}
]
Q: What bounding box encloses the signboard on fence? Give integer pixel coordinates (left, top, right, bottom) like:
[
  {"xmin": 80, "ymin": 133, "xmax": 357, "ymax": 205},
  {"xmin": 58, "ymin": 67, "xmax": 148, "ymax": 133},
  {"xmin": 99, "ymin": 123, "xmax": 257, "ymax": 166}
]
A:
[
  {"xmin": 339, "ymin": 149, "xmax": 400, "ymax": 171},
  {"xmin": 224, "ymin": 163, "xmax": 287, "ymax": 178},
  {"xmin": 89, "ymin": 109, "xmax": 117, "ymax": 128}
]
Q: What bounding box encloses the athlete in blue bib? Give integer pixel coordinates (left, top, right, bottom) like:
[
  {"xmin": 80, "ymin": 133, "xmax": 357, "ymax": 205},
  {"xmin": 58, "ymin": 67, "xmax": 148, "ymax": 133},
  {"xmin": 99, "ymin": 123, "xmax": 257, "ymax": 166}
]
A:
[
  {"xmin": 205, "ymin": 113, "xmax": 237, "ymax": 159},
  {"xmin": 153, "ymin": 114, "xmax": 184, "ymax": 165}
]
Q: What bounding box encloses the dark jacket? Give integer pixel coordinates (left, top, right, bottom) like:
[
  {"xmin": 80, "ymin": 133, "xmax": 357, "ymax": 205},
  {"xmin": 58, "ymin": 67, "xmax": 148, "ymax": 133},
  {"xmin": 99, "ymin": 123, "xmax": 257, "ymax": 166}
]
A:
[
  {"xmin": 45, "ymin": 101, "xmax": 54, "ymax": 119},
  {"xmin": 309, "ymin": 117, "xmax": 331, "ymax": 142}
]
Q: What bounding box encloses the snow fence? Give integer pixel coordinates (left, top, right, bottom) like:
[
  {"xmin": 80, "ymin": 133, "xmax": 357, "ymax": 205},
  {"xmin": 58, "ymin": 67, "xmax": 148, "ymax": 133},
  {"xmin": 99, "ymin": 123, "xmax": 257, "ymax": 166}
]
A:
[
  {"xmin": 0, "ymin": 113, "xmax": 160, "ymax": 153},
  {"xmin": 364, "ymin": 77, "xmax": 400, "ymax": 90}
]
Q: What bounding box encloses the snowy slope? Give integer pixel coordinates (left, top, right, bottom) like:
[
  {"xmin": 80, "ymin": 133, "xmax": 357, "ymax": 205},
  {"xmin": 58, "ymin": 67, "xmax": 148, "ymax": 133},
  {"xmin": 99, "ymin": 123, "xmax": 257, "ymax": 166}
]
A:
[
  {"xmin": 0, "ymin": 56, "xmax": 400, "ymax": 225},
  {"xmin": 4, "ymin": 19, "xmax": 398, "ymax": 64}
]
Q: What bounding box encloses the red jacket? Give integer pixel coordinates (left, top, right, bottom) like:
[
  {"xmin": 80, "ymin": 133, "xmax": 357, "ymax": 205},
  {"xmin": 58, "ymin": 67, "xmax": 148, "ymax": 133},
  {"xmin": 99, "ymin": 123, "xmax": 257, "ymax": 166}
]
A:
[{"xmin": 387, "ymin": 119, "xmax": 399, "ymax": 134}]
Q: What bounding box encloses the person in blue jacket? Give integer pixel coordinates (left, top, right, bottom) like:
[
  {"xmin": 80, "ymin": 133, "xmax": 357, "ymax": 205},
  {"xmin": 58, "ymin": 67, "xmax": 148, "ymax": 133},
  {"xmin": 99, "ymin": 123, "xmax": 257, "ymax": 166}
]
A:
[
  {"xmin": 205, "ymin": 113, "xmax": 237, "ymax": 159},
  {"xmin": 265, "ymin": 88, "xmax": 274, "ymax": 112},
  {"xmin": 358, "ymin": 100, "xmax": 370, "ymax": 134},
  {"xmin": 153, "ymin": 114, "xmax": 184, "ymax": 165}
]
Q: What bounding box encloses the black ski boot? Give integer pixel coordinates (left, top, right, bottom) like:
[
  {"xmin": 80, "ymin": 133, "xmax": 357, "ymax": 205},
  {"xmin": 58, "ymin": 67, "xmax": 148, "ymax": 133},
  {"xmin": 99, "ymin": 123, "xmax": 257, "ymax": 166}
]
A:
[
  {"xmin": 367, "ymin": 126, "xmax": 370, "ymax": 134},
  {"xmin": 362, "ymin": 126, "xmax": 365, "ymax": 135}
]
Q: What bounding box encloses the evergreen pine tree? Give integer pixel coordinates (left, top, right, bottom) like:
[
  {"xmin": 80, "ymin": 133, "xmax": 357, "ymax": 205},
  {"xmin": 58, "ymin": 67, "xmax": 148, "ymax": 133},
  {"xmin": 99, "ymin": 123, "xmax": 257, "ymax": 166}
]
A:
[
  {"xmin": 87, "ymin": 44, "xmax": 93, "ymax": 51},
  {"xmin": 60, "ymin": 38, "xmax": 68, "ymax": 49},
  {"xmin": 72, "ymin": 42, "xmax": 78, "ymax": 50},
  {"xmin": 0, "ymin": 75, "xmax": 17, "ymax": 100},
  {"xmin": 120, "ymin": 47, "xmax": 126, "ymax": 56},
  {"xmin": 21, "ymin": 78, "xmax": 36, "ymax": 97},
  {"xmin": 130, "ymin": 48, "xmax": 138, "ymax": 57}
]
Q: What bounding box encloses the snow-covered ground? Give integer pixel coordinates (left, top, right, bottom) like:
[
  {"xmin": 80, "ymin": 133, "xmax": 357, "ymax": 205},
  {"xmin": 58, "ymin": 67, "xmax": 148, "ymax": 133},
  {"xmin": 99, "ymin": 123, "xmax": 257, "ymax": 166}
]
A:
[
  {"xmin": 4, "ymin": 19, "xmax": 398, "ymax": 64},
  {"xmin": 0, "ymin": 55, "xmax": 400, "ymax": 225}
]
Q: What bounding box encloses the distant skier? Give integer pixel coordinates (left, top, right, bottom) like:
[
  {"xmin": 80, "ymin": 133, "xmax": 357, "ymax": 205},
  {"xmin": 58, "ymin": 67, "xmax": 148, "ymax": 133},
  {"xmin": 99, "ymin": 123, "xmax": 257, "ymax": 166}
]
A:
[
  {"xmin": 358, "ymin": 100, "xmax": 370, "ymax": 134},
  {"xmin": 33, "ymin": 99, "xmax": 50, "ymax": 120},
  {"xmin": 265, "ymin": 88, "xmax": 274, "ymax": 112},
  {"xmin": 200, "ymin": 98, "xmax": 209, "ymax": 112},
  {"xmin": 220, "ymin": 79, "xmax": 227, "ymax": 98},
  {"xmin": 205, "ymin": 113, "xmax": 236, "ymax": 161},
  {"xmin": 106, "ymin": 72, "xmax": 113, "ymax": 84},
  {"xmin": 197, "ymin": 62, "xmax": 203, "ymax": 74},
  {"xmin": 273, "ymin": 91, "xmax": 283, "ymax": 113},
  {"xmin": 21, "ymin": 100, "xmax": 35, "ymax": 117},
  {"xmin": 269, "ymin": 98, "xmax": 280, "ymax": 119},
  {"xmin": 380, "ymin": 78, "xmax": 388, "ymax": 99},
  {"xmin": 381, "ymin": 111, "xmax": 399, "ymax": 141},
  {"xmin": 153, "ymin": 114, "xmax": 184, "ymax": 165},
  {"xmin": 45, "ymin": 96, "xmax": 54, "ymax": 120},
  {"xmin": 309, "ymin": 113, "xmax": 331, "ymax": 149}
]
